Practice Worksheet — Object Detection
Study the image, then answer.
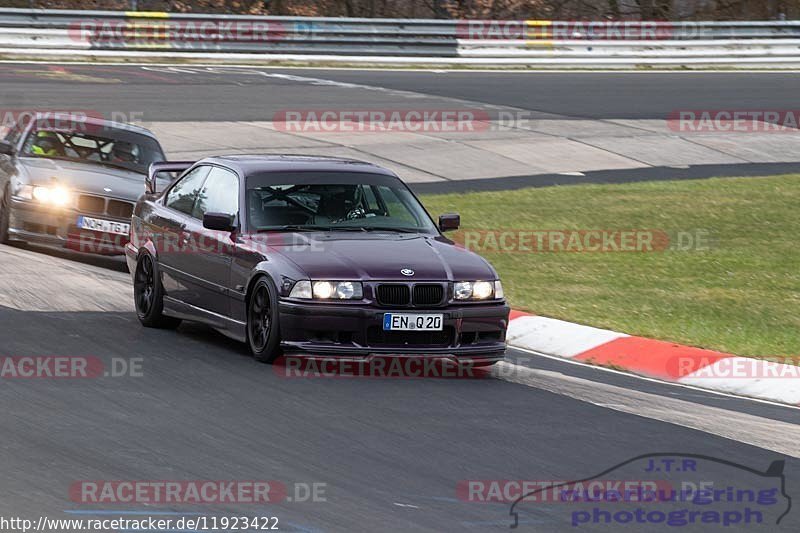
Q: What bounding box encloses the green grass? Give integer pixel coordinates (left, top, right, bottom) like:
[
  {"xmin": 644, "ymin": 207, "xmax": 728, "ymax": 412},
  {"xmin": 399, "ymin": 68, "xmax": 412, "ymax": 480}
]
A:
[{"xmin": 421, "ymin": 175, "xmax": 800, "ymax": 360}]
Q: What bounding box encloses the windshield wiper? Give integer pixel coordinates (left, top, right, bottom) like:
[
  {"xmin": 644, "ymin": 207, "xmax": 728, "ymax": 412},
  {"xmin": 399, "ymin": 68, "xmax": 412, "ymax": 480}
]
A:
[
  {"xmin": 255, "ymin": 225, "xmax": 330, "ymax": 232},
  {"xmin": 255, "ymin": 225, "xmax": 423, "ymax": 234},
  {"xmin": 333, "ymin": 226, "xmax": 421, "ymax": 233}
]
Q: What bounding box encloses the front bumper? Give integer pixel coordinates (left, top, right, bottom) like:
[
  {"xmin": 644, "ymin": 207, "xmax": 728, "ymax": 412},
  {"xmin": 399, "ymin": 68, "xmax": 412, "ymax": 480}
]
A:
[
  {"xmin": 8, "ymin": 198, "xmax": 129, "ymax": 255},
  {"xmin": 278, "ymin": 299, "xmax": 510, "ymax": 363}
]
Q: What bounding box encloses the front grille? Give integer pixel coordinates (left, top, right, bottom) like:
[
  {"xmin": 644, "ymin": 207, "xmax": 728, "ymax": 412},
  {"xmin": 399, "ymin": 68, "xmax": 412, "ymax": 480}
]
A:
[
  {"xmin": 78, "ymin": 194, "xmax": 105, "ymax": 214},
  {"xmin": 107, "ymin": 199, "xmax": 134, "ymax": 219},
  {"xmin": 413, "ymin": 284, "xmax": 444, "ymax": 306},
  {"xmin": 367, "ymin": 326, "xmax": 454, "ymax": 347},
  {"xmin": 376, "ymin": 284, "xmax": 411, "ymax": 306}
]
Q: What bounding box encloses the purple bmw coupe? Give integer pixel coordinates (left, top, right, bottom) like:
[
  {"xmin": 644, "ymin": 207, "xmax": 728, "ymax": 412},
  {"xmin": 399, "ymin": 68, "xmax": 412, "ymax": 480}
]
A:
[{"xmin": 127, "ymin": 155, "xmax": 509, "ymax": 365}]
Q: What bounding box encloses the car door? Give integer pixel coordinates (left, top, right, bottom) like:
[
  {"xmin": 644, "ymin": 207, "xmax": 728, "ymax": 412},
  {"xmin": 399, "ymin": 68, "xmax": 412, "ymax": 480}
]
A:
[
  {"xmin": 183, "ymin": 165, "xmax": 241, "ymax": 317},
  {"xmin": 159, "ymin": 164, "xmax": 211, "ymax": 304}
]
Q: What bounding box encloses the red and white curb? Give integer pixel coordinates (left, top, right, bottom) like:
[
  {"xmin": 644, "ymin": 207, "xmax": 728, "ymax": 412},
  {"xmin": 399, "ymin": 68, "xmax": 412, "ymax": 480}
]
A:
[{"xmin": 508, "ymin": 310, "xmax": 800, "ymax": 406}]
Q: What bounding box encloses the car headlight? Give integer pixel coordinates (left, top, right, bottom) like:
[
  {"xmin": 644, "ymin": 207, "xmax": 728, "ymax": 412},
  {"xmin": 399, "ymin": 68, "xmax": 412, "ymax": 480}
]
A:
[
  {"xmin": 26, "ymin": 185, "xmax": 72, "ymax": 206},
  {"xmin": 289, "ymin": 280, "xmax": 363, "ymax": 300},
  {"xmin": 454, "ymin": 280, "xmax": 502, "ymax": 300}
]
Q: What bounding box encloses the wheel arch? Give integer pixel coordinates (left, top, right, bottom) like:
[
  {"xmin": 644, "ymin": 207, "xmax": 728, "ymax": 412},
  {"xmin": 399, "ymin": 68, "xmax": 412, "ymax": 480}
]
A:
[
  {"xmin": 245, "ymin": 268, "xmax": 279, "ymax": 307},
  {"xmin": 137, "ymin": 239, "xmax": 159, "ymax": 262}
]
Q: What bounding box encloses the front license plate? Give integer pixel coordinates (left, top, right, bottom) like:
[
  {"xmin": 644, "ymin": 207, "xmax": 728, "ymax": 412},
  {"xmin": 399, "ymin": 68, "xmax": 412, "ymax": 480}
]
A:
[
  {"xmin": 383, "ymin": 313, "xmax": 444, "ymax": 331},
  {"xmin": 77, "ymin": 215, "xmax": 130, "ymax": 236}
]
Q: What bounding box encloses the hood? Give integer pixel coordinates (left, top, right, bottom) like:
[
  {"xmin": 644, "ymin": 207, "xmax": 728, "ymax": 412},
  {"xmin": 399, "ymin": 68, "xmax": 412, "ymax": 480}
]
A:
[
  {"xmin": 18, "ymin": 157, "xmax": 145, "ymax": 200},
  {"xmin": 241, "ymin": 232, "xmax": 497, "ymax": 282}
]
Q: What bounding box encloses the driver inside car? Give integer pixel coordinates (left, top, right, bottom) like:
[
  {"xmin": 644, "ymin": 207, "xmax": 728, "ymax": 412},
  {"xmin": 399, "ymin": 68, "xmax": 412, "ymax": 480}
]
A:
[
  {"xmin": 29, "ymin": 131, "xmax": 64, "ymax": 157},
  {"xmin": 315, "ymin": 185, "xmax": 366, "ymax": 224},
  {"xmin": 111, "ymin": 141, "xmax": 138, "ymax": 164}
]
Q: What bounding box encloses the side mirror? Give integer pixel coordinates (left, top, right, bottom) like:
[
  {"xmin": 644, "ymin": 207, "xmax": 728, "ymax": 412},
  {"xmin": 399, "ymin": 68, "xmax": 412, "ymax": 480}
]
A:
[
  {"xmin": 438, "ymin": 213, "xmax": 460, "ymax": 232},
  {"xmin": 203, "ymin": 212, "xmax": 236, "ymax": 232},
  {"xmin": 0, "ymin": 140, "xmax": 15, "ymax": 156}
]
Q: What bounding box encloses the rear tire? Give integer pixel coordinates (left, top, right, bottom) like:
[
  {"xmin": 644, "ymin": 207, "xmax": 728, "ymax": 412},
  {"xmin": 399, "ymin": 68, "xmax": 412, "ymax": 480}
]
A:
[
  {"xmin": 133, "ymin": 252, "xmax": 181, "ymax": 329},
  {"xmin": 0, "ymin": 184, "xmax": 10, "ymax": 244},
  {"xmin": 247, "ymin": 277, "xmax": 282, "ymax": 363}
]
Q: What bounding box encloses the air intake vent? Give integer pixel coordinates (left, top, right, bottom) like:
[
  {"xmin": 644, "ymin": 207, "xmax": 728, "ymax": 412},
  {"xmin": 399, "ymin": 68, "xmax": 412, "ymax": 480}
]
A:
[
  {"xmin": 78, "ymin": 195, "xmax": 105, "ymax": 214},
  {"xmin": 107, "ymin": 199, "xmax": 134, "ymax": 219},
  {"xmin": 367, "ymin": 326, "xmax": 454, "ymax": 347},
  {"xmin": 413, "ymin": 284, "xmax": 444, "ymax": 306},
  {"xmin": 376, "ymin": 284, "xmax": 411, "ymax": 306}
]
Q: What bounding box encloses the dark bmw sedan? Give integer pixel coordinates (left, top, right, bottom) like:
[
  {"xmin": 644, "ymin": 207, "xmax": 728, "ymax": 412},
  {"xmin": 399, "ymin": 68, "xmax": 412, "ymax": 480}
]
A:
[{"xmin": 127, "ymin": 155, "xmax": 509, "ymax": 365}]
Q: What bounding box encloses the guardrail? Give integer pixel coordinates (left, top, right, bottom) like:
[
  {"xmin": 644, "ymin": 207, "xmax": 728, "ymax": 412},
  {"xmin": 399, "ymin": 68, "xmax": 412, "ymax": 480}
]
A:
[{"xmin": 1, "ymin": 8, "xmax": 799, "ymax": 67}]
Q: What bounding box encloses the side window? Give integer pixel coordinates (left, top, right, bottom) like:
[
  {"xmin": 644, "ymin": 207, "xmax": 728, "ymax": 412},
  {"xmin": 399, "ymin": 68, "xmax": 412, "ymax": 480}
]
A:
[
  {"xmin": 193, "ymin": 167, "xmax": 239, "ymax": 219},
  {"xmin": 165, "ymin": 165, "xmax": 211, "ymax": 217}
]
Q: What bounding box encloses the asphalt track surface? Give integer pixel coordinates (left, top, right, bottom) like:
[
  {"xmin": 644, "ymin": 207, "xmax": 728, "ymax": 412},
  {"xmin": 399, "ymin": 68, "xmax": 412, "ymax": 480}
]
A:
[
  {"xmin": 1, "ymin": 283, "xmax": 798, "ymax": 532},
  {"xmin": 1, "ymin": 66, "xmax": 799, "ymax": 531},
  {"xmin": 2, "ymin": 65, "xmax": 800, "ymax": 121},
  {"xmin": 4, "ymin": 64, "xmax": 800, "ymax": 192}
]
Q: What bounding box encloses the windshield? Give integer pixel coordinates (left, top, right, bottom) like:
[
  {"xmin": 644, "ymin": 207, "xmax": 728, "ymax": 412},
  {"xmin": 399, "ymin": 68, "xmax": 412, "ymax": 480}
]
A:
[
  {"xmin": 247, "ymin": 179, "xmax": 436, "ymax": 233},
  {"xmin": 21, "ymin": 120, "xmax": 165, "ymax": 175}
]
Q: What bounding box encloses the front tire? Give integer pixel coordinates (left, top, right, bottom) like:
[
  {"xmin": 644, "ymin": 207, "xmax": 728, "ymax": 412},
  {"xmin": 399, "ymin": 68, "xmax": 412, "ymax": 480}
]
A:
[
  {"xmin": 133, "ymin": 252, "xmax": 181, "ymax": 329},
  {"xmin": 247, "ymin": 277, "xmax": 282, "ymax": 363},
  {"xmin": 0, "ymin": 184, "xmax": 10, "ymax": 244}
]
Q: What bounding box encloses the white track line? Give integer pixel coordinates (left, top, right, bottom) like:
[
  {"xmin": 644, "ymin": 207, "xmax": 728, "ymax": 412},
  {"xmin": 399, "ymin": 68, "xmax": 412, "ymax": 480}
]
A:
[
  {"xmin": 507, "ymin": 345, "xmax": 800, "ymax": 411},
  {"xmin": 492, "ymin": 360, "xmax": 800, "ymax": 457}
]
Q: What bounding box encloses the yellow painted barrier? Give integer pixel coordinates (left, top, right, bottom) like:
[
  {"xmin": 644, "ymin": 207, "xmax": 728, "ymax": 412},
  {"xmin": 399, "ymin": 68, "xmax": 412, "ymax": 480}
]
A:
[
  {"xmin": 124, "ymin": 11, "xmax": 169, "ymax": 19},
  {"xmin": 526, "ymin": 20, "xmax": 553, "ymax": 48}
]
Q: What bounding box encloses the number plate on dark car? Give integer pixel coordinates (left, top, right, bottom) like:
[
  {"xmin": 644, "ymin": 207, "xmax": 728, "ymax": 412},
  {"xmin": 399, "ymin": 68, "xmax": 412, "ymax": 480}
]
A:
[{"xmin": 383, "ymin": 313, "xmax": 443, "ymax": 331}]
